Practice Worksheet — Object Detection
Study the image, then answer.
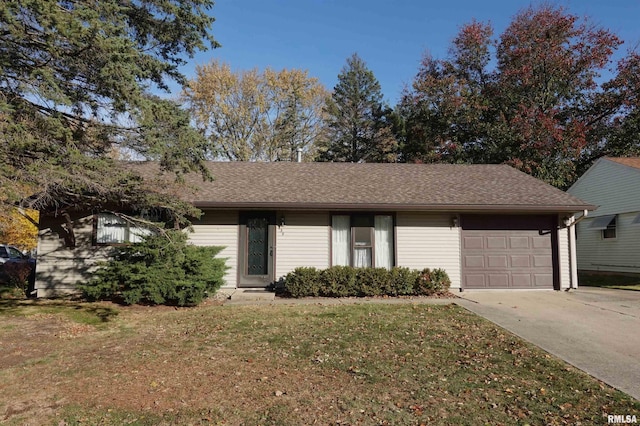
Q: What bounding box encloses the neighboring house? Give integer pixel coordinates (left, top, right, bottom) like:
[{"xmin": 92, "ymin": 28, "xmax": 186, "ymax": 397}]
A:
[
  {"xmin": 567, "ymin": 157, "xmax": 640, "ymax": 274},
  {"xmin": 35, "ymin": 162, "xmax": 593, "ymax": 297}
]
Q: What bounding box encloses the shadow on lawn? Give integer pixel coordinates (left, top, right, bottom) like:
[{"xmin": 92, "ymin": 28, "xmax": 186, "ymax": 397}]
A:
[
  {"xmin": 0, "ymin": 289, "xmax": 119, "ymax": 323},
  {"xmin": 578, "ymin": 272, "xmax": 640, "ymax": 291}
]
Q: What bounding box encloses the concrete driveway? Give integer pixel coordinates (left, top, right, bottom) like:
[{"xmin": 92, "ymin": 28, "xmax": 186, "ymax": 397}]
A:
[{"xmin": 456, "ymin": 287, "xmax": 640, "ymax": 401}]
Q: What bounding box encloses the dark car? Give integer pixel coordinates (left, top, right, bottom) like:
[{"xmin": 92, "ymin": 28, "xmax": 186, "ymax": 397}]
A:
[{"xmin": 0, "ymin": 245, "xmax": 36, "ymax": 291}]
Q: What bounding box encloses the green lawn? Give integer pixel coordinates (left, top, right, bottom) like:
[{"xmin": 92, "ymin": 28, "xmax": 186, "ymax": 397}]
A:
[
  {"xmin": 579, "ymin": 272, "xmax": 640, "ymax": 291},
  {"xmin": 0, "ymin": 300, "xmax": 638, "ymax": 425}
]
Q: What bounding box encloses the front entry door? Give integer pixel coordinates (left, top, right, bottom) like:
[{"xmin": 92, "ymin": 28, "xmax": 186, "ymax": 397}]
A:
[{"xmin": 239, "ymin": 212, "xmax": 275, "ymax": 287}]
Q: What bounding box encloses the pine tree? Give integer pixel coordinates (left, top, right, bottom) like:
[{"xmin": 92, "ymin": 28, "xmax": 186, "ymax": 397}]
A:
[
  {"xmin": 319, "ymin": 54, "xmax": 398, "ymax": 162},
  {"xmin": 0, "ymin": 0, "xmax": 218, "ymax": 225}
]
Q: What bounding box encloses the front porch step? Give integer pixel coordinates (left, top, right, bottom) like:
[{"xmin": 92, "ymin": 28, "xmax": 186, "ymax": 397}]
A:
[{"xmin": 229, "ymin": 288, "xmax": 276, "ymax": 302}]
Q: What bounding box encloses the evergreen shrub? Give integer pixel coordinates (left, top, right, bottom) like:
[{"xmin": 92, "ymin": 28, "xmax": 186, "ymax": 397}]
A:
[
  {"xmin": 280, "ymin": 265, "xmax": 450, "ymax": 298},
  {"xmin": 79, "ymin": 231, "xmax": 227, "ymax": 306}
]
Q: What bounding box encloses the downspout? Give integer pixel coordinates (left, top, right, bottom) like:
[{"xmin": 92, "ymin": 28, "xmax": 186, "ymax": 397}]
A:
[{"xmin": 566, "ymin": 209, "xmax": 589, "ymax": 290}]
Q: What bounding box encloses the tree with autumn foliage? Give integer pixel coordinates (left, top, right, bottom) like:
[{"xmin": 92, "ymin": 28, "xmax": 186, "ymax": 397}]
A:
[
  {"xmin": 318, "ymin": 54, "xmax": 399, "ymax": 163},
  {"xmin": 399, "ymin": 5, "xmax": 639, "ymax": 188},
  {"xmin": 184, "ymin": 62, "xmax": 328, "ymax": 162},
  {"xmin": 0, "ymin": 209, "xmax": 39, "ymax": 251}
]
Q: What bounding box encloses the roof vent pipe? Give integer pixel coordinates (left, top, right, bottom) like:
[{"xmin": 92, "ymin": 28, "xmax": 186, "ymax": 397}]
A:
[{"xmin": 296, "ymin": 148, "xmax": 303, "ymax": 163}]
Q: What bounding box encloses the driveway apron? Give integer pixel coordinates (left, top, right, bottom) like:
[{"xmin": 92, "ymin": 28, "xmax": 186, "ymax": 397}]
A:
[{"xmin": 456, "ymin": 287, "xmax": 640, "ymax": 401}]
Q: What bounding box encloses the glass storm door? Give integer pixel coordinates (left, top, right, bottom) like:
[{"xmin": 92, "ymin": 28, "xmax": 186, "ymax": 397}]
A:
[
  {"xmin": 247, "ymin": 217, "xmax": 269, "ymax": 275},
  {"xmin": 239, "ymin": 212, "xmax": 275, "ymax": 287}
]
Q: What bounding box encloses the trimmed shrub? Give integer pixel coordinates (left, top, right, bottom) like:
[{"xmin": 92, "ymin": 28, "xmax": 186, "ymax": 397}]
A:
[
  {"xmin": 320, "ymin": 266, "xmax": 358, "ymax": 297},
  {"xmin": 416, "ymin": 268, "xmax": 452, "ymax": 295},
  {"xmin": 388, "ymin": 267, "xmax": 420, "ymax": 296},
  {"xmin": 79, "ymin": 230, "xmax": 228, "ymax": 306},
  {"xmin": 281, "ymin": 265, "xmax": 451, "ymax": 298},
  {"xmin": 356, "ymin": 267, "xmax": 389, "ymax": 296},
  {"xmin": 281, "ymin": 267, "xmax": 321, "ymax": 297}
]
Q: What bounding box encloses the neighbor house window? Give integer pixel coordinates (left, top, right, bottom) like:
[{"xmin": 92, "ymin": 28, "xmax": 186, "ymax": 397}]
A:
[
  {"xmin": 331, "ymin": 214, "xmax": 394, "ymax": 268},
  {"xmin": 95, "ymin": 213, "xmax": 152, "ymax": 244},
  {"xmin": 603, "ymin": 216, "xmax": 617, "ymax": 239},
  {"xmin": 588, "ymin": 214, "xmax": 617, "ymax": 240}
]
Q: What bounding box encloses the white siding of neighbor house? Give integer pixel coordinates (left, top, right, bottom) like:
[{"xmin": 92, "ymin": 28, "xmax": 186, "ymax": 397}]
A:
[
  {"xmin": 568, "ymin": 159, "xmax": 640, "ymax": 274},
  {"xmin": 568, "ymin": 158, "xmax": 640, "ymax": 215},
  {"xmin": 395, "ymin": 212, "xmax": 461, "ymax": 290},
  {"xmin": 557, "ymin": 225, "xmax": 571, "ymax": 289},
  {"xmin": 36, "ymin": 214, "xmax": 111, "ymax": 297},
  {"xmin": 275, "ymin": 211, "xmax": 330, "ymax": 280},
  {"xmin": 575, "ymin": 212, "xmax": 640, "ymax": 273},
  {"xmin": 188, "ymin": 210, "xmax": 239, "ymax": 288}
]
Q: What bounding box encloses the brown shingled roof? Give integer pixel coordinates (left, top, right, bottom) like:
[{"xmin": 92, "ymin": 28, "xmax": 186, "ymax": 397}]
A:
[
  {"xmin": 133, "ymin": 162, "xmax": 594, "ymax": 213},
  {"xmin": 606, "ymin": 157, "xmax": 640, "ymax": 170}
]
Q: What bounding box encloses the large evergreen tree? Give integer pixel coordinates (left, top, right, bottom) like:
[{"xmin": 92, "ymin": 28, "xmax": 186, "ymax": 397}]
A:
[
  {"xmin": 400, "ymin": 5, "xmax": 639, "ymax": 188},
  {"xmin": 319, "ymin": 54, "xmax": 398, "ymax": 162},
  {"xmin": 0, "ymin": 0, "xmax": 218, "ymax": 227}
]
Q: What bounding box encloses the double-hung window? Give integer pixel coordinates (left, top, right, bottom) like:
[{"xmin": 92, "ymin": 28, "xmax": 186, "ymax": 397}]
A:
[
  {"xmin": 95, "ymin": 213, "xmax": 153, "ymax": 245},
  {"xmin": 331, "ymin": 214, "xmax": 394, "ymax": 269}
]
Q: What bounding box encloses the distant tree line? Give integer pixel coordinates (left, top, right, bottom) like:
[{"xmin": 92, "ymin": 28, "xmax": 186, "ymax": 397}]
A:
[
  {"xmin": 3, "ymin": 1, "xmax": 640, "ymax": 237},
  {"xmin": 185, "ymin": 4, "xmax": 640, "ymax": 189}
]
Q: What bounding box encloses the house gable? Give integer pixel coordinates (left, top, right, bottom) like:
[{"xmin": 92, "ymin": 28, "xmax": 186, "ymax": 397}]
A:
[{"xmin": 568, "ymin": 157, "xmax": 640, "ymax": 216}]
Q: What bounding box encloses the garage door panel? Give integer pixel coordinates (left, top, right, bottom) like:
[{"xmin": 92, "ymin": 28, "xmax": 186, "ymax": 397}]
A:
[
  {"xmin": 463, "ymin": 236, "xmax": 484, "ymax": 249},
  {"xmin": 487, "ymin": 237, "xmax": 507, "ymax": 249},
  {"xmin": 511, "ymin": 255, "xmax": 530, "ymax": 267},
  {"xmin": 465, "ymin": 274, "xmax": 486, "ymax": 287},
  {"xmin": 533, "ymin": 255, "xmax": 552, "ymax": 268},
  {"xmin": 532, "ymin": 236, "xmax": 551, "ymax": 249},
  {"xmin": 488, "ymin": 255, "xmax": 508, "ymax": 268},
  {"xmin": 488, "ymin": 274, "xmax": 509, "ymax": 287},
  {"xmin": 533, "ymin": 274, "xmax": 553, "ymax": 287},
  {"xmin": 512, "ymin": 274, "xmax": 532, "ymax": 287},
  {"xmin": 464, "ymin": 255, "xmax": 485, "ymax": 268},
  {"xmin": 509, "ymin": 236, "xmax": 530, "ymax": 249},
  {"xmin": 461, "ymin": 215, "xmax": 555, "ymax": 289}
]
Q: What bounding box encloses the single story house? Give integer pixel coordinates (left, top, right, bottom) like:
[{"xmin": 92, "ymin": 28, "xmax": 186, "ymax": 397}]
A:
[
  {"xmin": 35, "ymin": 162, "xmax": 594, "ymax": 297},
  {"xmin": 567, "ymin": 157, "xmax": 640, "ymax": 274}
]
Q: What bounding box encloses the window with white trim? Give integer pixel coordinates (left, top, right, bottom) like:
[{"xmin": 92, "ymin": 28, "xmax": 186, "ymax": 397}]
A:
[
  {"xmin": 95, "ymin": 213, "xmax": 153, "ymax": 244},
  {"xmin": 331, "ymin": 214, "xmax": 394, "ymax": 268}
]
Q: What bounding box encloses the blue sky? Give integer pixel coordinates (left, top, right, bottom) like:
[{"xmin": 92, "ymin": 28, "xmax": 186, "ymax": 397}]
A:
[{"xmin": 177, "ymin": 0, "xmax": 640, "ymax": 104}]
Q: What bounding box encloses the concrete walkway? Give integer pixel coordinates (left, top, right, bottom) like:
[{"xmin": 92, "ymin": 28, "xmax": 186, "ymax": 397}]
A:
[{"xmin": 456, "ymin": 288, "xmax": 640, "ymax": 401}]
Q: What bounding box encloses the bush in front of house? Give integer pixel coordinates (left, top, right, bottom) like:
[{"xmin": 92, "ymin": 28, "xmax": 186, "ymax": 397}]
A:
[
  {"xmin": 1, "ymin": 261, "xmax": 35, "ymax": 298},
  {"xmin": 281, "ymin": 267, "xmax": 322, "ymax": 297},
  {"xmin": 388, "ymin": 267, "xmax": 421, "ymax": 296},
  {"xmin": 321, "ymin": 265, "xmax": 359, "ymax": 297},
  {"xmin": 280, "ymin": 265, "xmax": 450, "ymax": 298},
  {"xmin": 416, "ymin": 267, "xmax": 451, "ymax": 295},
  {"xmin": 79, "ymin": 231, "xmax": 228, "ymax": 306}
]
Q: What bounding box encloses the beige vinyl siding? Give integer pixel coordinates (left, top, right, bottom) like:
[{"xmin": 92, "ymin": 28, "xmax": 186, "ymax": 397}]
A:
[
  {"xmin": 36, "ymin": 214, "xmax": 110, "ymax": 297},
  {"xmin": 188, "ymin": 210, "xmax": 239, "ymax": 288},
  {"xmin": 557, "ymin": 225, "xmax": 571, "ymax": 289},
  {"xmin": 395, "ymin": 212, "xmax": 461, "ymax": 290},
  {"xmin": 275, "ymin": 211, "xmax": 330, "ymax": 279},
  {"xmin": 576, "ymin": 212, "xmax": 640, "ymax": 273}
]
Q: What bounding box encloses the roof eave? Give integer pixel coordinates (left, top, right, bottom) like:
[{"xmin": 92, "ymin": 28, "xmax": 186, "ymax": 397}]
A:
[{"xmin": 192, "ymin": 201, "xmax": 596, "ymax": 213}]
